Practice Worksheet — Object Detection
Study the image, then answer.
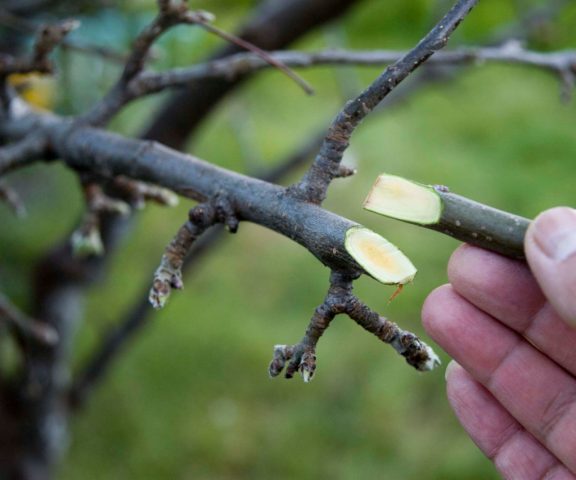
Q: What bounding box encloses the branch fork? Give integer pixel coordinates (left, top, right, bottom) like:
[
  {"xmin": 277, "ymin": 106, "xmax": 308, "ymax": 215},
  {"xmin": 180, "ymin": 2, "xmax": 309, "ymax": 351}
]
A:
[{"xmin": 269, "ymin": 271, "xmax": 440, "ymax": 383}]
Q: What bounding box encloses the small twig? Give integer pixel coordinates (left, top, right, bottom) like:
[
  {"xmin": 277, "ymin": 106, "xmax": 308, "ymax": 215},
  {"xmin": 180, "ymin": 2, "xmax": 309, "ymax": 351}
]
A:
[
  {"xmin": 133, "ymin": 45, "xmax": 576, "ymax": 95},
  {"xmin": 80, "ymin": 2, "xmax": 312, "ymax": 126},
  {"xmin": 149, "ymin": 197, "xmax": 239, "ymax": 309},
  {"xmin": 194, "ymin": 19, "xmax": 313, "ymax": 95},
  {"xmin": 270, "ymin": 271, "xmax": 440, "ymax": 382},
  {"xmin": 0, "ymin": 180, "xmax": 26, "ymax": 218},
  {"xmin": 111, "ymin": 176, "xmax": 179, "ymax": 209},
  {"xmin": 121, "ymin": 2, "xmax": 207, "ymax": 84},
  {"xmin": 71, "ymin": 182, "xmax": 131, "ymax": 258},
  {"xmin": 0, "ymin": 10, "xmax": 126, "ymax": 63},
  {"xmin": 290, "ymin": 0, "xmax": 478, "ymax": 204},
  {"xmin": 0, "ymin": 291, "xmax": 58, "ymax": 345},
  {"xmin": 0, "ymin": 19, "xmax": 79, "ymax": 77}
]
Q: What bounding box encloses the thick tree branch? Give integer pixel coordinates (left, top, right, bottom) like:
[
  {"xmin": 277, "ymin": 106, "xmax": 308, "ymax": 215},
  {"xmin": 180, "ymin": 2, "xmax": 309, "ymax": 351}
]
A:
[
  {"xmin": 0, "ymin": 107, "xmax": 373, "ymax": 278},
  {"xmin": 68, "ymin": 131, "xmax": 323, "ymax": 409},
  {"xmin": 290, "ymin": 0, "xmax": 478, "ymax": 204}
]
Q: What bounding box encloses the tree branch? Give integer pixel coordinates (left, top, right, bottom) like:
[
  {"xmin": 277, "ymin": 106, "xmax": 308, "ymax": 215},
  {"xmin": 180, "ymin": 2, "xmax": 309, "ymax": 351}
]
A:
[
  {"xmin": 130, "ymin": 44, "xmax": 576, "ymax": 98},
  {"xmin": 80, "ymin": 1, "xmax": 311, "ymax": 126},
  {"xmin": 0, "ymin": 134, "xmax": 48, "ymax": 176},
  {"xmin": 269, "ymin": 271, "xmax": 440, "ymax": 382},
  {"xmin": 0, "ymin": 19, "xmax": 78, "ymax": 76},
  {"xmin": 0, "ymin": 292, "xmax": 58, "ymax": 345},
  {"xmin": 0, "ymin": 9, "xmax": 126, "ymax": 63},
  {"xmin": 140, "ymin": 0, "xmax": 363, "ymax": 149},
  {"xmin": 68, "ymin": 131, "xmax": 323, "ymax": 409},
  {"xmin": 290, "ymin": 0, "xmax": 478, "ymax": 204},
  {"xmin": 363, "ymin": 174, "xmax": 530, "ymax": 260},
  {"xmin": 0, "ymin": 179, "xmax": 26, "ymax": 217}
]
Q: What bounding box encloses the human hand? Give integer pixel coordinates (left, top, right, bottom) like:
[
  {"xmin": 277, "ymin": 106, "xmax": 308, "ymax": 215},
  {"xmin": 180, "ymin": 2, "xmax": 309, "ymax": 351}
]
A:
[{"xmin": 422, "ymin": 207, "xmax": 576, "ymax": 479}]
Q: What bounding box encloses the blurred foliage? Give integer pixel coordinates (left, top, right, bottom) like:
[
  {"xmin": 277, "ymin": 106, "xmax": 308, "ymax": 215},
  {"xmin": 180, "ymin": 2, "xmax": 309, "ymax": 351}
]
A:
[{"xmin": 0, "ymin": 0, "xmax": 575, "ymax": 478}]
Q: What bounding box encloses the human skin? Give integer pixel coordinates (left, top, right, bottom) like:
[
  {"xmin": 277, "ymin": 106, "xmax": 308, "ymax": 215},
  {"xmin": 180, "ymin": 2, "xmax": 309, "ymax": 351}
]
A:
[{"xmin": 422, "ymin": 207, "xmax": 576, "ymax": 479}]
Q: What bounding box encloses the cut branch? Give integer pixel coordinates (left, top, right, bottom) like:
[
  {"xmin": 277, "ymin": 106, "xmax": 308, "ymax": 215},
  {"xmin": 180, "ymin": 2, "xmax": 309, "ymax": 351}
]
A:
[
  {"xmin": 364, "ymin": 174, "xmax": 530, "ymax": 260},
  {"xmin": 290, "ymin": 0, "xmax": 478, "ymax": 204}
]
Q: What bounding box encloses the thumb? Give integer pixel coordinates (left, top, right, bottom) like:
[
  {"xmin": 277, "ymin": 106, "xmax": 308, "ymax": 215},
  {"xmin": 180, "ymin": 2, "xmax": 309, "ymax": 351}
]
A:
[{"xmin": 525, "ymin": 207, "xmax": 576, "ymax": 326}]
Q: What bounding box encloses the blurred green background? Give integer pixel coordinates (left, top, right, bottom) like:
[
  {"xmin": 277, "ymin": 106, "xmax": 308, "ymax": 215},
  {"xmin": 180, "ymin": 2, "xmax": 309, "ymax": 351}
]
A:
[{"xmin": 1, "ymin": 0, "xmax": 575, "ymax": 478}]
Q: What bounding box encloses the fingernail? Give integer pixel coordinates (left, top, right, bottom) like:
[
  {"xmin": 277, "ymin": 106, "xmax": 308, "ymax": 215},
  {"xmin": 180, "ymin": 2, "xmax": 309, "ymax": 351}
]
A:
[
  {"xmin": 531, "ymin": 207, "xmax": 576, "ymax": 262},
  {"xmin": 444, "ymin": 360, "xmax": 460, "ymax": 381}
]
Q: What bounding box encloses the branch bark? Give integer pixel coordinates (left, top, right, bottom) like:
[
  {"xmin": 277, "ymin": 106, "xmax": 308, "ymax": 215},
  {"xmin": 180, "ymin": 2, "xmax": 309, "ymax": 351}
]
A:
[
  {"xmin": 364, "ymin": 174, "xmax": 530, "ymax": 260},
  {"xmin": 128, "ymin": 45, "xmax": 576, "ymax": 99},
  {"xmin": 290, "ymin": 0, "xmax": 479, "ymax": 204}
]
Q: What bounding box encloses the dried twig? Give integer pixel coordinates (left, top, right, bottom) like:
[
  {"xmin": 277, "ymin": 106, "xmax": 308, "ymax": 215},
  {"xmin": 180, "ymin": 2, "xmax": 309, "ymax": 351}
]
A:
[
  {"xmin": 70, "ymin": 181, "xmax": 130, "ymax": 257},
  {"xmin": 111, "ymin": 176, "xmax": 179, "ymax": 209},
  {"xmin": 140, "ymin": 0, "xmax": 360, "ymax": 149}
]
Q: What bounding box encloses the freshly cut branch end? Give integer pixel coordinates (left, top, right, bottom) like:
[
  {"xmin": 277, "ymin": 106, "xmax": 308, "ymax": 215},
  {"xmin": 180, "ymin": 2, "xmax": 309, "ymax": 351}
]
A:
[
  {"xmin": 363, "ymin": 173, "xmax": 530, "ymax": 260},
  {"xmin": 345, "ymin": 227, "xmax": 416, "ymax": 285},
  {"xmin": 364, "ymin": 174, "xmax": 442, "ymax": 224}
]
